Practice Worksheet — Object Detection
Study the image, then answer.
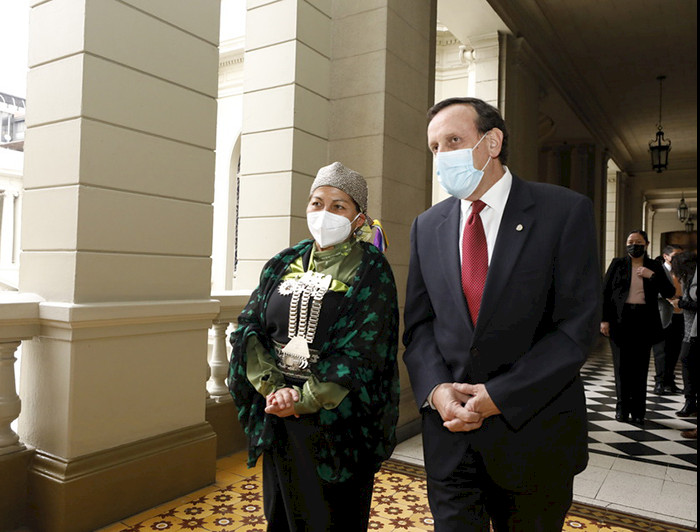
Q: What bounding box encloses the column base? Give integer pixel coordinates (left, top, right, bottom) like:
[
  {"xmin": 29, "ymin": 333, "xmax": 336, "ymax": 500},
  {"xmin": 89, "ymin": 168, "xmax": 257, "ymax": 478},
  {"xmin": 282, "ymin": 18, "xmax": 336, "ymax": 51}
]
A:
[
  {"xmin": 0, "ymin": 447, "xmax": 35, "ymax": 531},
  {"xmin": 27, "ymin": 423, "xmax": 216, "ymax": 532},
  {"xmin": 205, "ymin": 397, "xmax": 247, "ymax": 457}
]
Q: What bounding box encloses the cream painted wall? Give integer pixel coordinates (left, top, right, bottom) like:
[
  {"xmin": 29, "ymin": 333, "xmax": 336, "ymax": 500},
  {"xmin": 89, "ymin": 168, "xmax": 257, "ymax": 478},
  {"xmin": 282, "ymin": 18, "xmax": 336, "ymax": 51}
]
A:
[
  {"xmin": 623, "ymin": 169, "xmax": 697, "ymax": 258},
  {"xmin": 649, "ymin": 210, "xmax": 692, "ymax": 250},
  {"xmin": 220, "ymin": 0, "xmax": 247, "ymax": 40}
]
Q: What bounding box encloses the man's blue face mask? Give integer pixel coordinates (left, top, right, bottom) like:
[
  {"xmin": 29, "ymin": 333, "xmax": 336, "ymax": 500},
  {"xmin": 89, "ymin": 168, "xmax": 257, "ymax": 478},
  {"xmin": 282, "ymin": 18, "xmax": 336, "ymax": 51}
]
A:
[{"xmin": 436, "ymin": 133, "xmax": 491, "ymax": 199}]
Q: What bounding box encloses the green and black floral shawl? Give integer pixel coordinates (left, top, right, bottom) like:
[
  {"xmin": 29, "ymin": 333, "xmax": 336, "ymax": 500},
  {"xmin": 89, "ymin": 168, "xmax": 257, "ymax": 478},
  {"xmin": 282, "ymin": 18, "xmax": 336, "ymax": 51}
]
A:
[{"xmin": 228, "ymin": 239, "xmax": 400, "ymax": 482}]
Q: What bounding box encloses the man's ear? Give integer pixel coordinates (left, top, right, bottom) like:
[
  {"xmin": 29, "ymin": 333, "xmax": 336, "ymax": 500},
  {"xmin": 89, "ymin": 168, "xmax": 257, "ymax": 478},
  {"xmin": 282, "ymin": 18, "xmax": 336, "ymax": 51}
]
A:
[{"xmin": 487, "ymin": 128, "xmax": 504, "ymax": 158}]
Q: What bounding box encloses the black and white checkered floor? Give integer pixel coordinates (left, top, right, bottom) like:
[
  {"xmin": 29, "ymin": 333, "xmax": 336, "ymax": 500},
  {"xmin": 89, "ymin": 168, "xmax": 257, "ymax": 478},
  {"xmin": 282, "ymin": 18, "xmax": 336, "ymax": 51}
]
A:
[{"xmin": 583, "ymin": 339, "xmax": 697, "ymax": 471}]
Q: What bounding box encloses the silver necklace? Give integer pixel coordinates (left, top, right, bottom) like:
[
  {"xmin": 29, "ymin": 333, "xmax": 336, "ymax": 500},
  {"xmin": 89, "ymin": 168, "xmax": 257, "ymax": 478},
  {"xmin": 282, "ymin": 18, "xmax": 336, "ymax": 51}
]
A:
[{"xmin": 279, "ymin": 270, "xmax": 332, "ymax": 370}]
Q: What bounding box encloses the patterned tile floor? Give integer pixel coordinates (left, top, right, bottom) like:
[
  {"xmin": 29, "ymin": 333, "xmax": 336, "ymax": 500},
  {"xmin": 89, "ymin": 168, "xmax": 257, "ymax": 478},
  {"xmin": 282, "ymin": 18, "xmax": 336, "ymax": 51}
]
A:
[
  {"xmin": 98, "ymin": 449, "xmax": 694, "ymax": 532},
  {"xmin": 582, "ymin": 340, "xmax": 696, "ymax": 470},
  {"xmin": 392, "ymin": 338, "xmax": 698, "ymax": 529},
  {"xmin": 98, "ymin": 338, "xmax": 696, "ymax": 531}
]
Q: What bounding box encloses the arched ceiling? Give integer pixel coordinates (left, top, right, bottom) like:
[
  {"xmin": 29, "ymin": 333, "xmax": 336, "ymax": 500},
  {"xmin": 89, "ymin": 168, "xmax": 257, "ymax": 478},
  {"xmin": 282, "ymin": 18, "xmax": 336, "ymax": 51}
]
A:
[{"xmin": 438, "ymin": 0, "xmax": 697, "ymax": 177}]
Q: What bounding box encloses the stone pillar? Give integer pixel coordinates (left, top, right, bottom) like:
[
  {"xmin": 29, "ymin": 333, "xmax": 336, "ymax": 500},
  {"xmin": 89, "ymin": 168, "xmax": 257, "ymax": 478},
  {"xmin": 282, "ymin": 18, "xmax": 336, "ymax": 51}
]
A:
[
  {"xmin": 0, "ymin": 191, "xmax": 17, "ymax": 268},
  {"xmin": 616, "ymin": 172, "xmax": 630, "ymax": 256},
  {"xmin": 571, "ymin": 143, "xmax": 596, "ymax": 198},
  {"xmin": 604, "ymin": 172, "xmax": 618, "ymax": 267},
  {"xmin": 433, "ymin": 31, "xmax": 498, "ymax": 205},
  {"xmin": 18, "ymin": 1, "xmax": 221, "ymax": 530},
  {"xmin": 540, "ymin": 146, "xmax": 560, "ymax": 185},
  {"xmin": 471, "ymin": 33, "xmax": 500, "ymax": 107},
  {"xmin": 234, "ymin": 0, "xmax": 333, "ymax": 290},
  {"xmin": 328, "ymin": 0, "xmax": 437, "ymax": 437},
  {"xmin": 211, "ymin": 32, "xmax": 245, "ymax": 291}
]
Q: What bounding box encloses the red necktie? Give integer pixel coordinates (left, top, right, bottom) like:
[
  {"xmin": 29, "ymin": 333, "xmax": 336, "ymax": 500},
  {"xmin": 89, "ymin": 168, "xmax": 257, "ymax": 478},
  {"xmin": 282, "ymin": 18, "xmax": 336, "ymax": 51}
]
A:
[{"xmin": 462, "ymin": 200, "xmax": 488, "ymax": 326}]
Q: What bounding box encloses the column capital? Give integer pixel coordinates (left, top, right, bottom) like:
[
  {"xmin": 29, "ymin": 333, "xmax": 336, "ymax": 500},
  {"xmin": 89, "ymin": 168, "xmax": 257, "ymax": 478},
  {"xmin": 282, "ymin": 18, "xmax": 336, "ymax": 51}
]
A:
[
  {"xmin": 36, "ymin": 299, "xmax": 221, "ymax": 341},
  {"xmin": 0, "ymin": 292, "xmax": 42, "ymax": 342}
]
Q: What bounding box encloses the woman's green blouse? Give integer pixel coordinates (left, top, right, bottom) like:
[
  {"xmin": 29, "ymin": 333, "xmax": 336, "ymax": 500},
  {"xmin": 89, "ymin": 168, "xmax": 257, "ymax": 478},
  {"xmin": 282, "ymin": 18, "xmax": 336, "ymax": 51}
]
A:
[
  {"xmin": 244, "ymin": 240, "xmax": 364, "ymax": 413},
  {"xmin": 228, "ymin": 239, "xmax": 400, "ymax": 482}
]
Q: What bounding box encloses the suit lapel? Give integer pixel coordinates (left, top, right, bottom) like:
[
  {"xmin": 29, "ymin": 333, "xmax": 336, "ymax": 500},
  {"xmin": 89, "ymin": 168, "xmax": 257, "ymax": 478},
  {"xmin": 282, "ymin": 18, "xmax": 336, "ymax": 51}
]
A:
[
  {"xmin": 436, "ymin": 198, "xmax": 473, "ymax": 330},
  {"xmin": 475, "ymin": 176, "xmax": 535, "ymax": 335}
]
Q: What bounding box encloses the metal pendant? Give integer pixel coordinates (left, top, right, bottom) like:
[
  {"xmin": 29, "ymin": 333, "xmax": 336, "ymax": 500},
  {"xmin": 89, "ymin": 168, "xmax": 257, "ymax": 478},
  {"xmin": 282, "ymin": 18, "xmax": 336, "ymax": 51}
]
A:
[
  {"xmin": 281, "ymin": 336, "xmax": 311, "ymax": 370},
  {"xmin": 278, "ymin": 279, "xmax": 296, "ymax": 296}
]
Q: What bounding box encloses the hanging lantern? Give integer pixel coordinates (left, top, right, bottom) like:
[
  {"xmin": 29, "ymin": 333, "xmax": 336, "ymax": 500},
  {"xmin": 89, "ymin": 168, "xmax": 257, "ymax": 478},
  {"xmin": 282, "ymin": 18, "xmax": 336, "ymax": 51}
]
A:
[
  {"xmin": 677, "ymin": 194, "xmax": 688, "ymax": 222},
  {"xmin": 648, "ymin": 75, "xmax": 671, "ymax": 173}
]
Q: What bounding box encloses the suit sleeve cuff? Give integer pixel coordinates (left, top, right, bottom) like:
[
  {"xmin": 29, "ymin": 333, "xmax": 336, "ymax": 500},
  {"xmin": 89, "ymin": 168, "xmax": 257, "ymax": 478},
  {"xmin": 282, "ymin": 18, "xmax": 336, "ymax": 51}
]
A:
[{"xmin": 425, "ymin": 385, "xmax": 439, "ymax": 409}]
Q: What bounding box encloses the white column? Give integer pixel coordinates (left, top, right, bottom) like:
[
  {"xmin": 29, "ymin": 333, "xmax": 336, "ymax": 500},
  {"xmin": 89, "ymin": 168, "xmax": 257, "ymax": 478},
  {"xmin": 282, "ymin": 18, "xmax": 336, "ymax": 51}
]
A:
[
  {"xmin": 0, "ymin": 191, "xmax": 16, "ymax": 268},
  {"xmin": 21, "ymin": 0, "xmax": 220, "ymax": 457},
  {"xmin": 211, "ymin": 32, "xmax": 245, "ymax": 292},
  {"xmin": 329, "ymin": 0, "xmax": 437, "ymax": 435},
  {"xmin": 234, "ymin": 0, "xmax": 332, "ymax": 290},
  {"xmin": 0, "ymin": 341, "xmax": 23, "ymax": 455},
  {"xmin": 605, "ymin": 173, "xmax": 618, "ymax": 267},
  {"xmin": 18, "ymin": 1, "xmax": 222, "ymax": 528},
  {"xmin": 0, "ymin": 292, "xmax": 41, "ymax": 457},
  {"xmin": 330, "ymin": 0, "xmax": 437, "ymax": 272},
  {"xmin": 206, "ymin": 320, "xmax": 232, "ymax": 402},
  {"xmin": 471, "ymin": 33, "xmax": 501, "ymax": 107}
]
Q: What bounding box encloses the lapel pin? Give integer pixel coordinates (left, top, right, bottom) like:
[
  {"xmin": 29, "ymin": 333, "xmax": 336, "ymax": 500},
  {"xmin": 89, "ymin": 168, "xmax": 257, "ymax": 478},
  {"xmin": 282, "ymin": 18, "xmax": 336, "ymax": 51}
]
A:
[{"xmin": 516, "ymin": 224, "xmax": 524, "ymax": 231}]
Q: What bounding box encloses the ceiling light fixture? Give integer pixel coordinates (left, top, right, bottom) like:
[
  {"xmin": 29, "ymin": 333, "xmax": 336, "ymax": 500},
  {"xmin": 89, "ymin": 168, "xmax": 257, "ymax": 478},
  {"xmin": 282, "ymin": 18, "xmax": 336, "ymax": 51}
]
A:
[
  {"xmin": 685, "ymin": 214, "xmax": 694, "ymax": 233},
  {"xmin": 677, "ymin": 192, "xmax": 689, "ymax": 222},
  {"xmin": 649, "ymin": 75, "xmax": 671, "ymax": 173}
]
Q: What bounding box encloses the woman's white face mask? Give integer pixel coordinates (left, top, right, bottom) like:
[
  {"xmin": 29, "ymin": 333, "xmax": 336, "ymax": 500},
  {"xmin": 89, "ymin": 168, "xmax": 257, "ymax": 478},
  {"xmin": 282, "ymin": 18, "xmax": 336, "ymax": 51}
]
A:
[{"xmin": 307, "ymin": 210, "xmax": 360, "ymax": 248}]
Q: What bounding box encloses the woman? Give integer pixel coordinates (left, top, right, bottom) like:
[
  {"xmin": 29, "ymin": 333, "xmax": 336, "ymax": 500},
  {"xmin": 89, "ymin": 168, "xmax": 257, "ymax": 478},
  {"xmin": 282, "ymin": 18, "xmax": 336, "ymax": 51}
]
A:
[
  {"xmin": 228, "ymin": 162, "xmax": 399, "ymax": 531},
  {"xmin": 601, "ymin": 230, "xmax": 675, "ymax": 424},
  {"xmin": 671, "ymin": 251, "xmax": 697, "ymax": 431}
]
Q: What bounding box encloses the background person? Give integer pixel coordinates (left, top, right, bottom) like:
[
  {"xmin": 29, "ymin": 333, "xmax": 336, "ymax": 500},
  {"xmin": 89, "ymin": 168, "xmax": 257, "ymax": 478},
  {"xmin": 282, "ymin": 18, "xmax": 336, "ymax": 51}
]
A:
[
  {"xmin": 671, "ymin": 251, "xmax": 697, "ymax": 427},
  {"xmin": 403, "ymin": 97, "xmax": 601, "ymax": 531},
  {"xmin": 601, "ymin": 230, "xmax": 675, "ymax": 425},
  {"xmin": 228, "ymin": 162, "xmax": 399, "ymax": 531},
  {"xmin": 652, "ymin": 245, "xmax": 684, "ymax": 395}
]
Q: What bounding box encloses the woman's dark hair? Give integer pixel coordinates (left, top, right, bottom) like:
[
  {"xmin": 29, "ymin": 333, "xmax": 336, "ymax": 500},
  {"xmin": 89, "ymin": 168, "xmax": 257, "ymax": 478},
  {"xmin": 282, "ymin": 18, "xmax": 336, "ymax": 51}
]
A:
[
  {"xmin": 427, "ymin": 97, "xmax": 509, "ymax": 164},
  {"xmin": 627, "ymin": 229, "xmax": 649, "ymax": 244},
  {"xmin": 671, "ymin": 251, "xmax": 697, "ymax": 286}
]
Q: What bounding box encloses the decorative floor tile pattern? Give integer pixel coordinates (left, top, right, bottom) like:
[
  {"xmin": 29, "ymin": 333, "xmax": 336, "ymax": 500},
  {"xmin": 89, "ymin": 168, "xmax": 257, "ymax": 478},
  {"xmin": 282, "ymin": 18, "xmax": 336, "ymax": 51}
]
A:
[
  {"xmin": 100, "ymin": 456, "xmax": 695, "ymax": 532},
  {"xmin": 582, "ymin": 341, "xmax": 697, "ymax": 470},
  {"xmin": 98, "ymin": 338, "xmax": 696, "ymax": 531}
]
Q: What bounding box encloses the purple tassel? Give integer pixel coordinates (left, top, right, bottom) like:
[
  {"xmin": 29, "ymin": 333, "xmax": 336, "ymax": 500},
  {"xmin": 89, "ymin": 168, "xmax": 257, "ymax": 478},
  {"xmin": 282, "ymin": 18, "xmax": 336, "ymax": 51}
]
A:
[{"xmin": 373, "ymin": 230, "xmax": 384, "ymax": 251}]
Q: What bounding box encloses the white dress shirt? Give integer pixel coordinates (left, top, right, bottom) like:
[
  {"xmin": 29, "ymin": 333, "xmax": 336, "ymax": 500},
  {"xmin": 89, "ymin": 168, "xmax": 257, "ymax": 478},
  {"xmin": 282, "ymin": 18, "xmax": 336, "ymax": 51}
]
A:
[
  {"xmin": 459, "ymin": 167, "xmax": 513, "ymax": 265},
  {"xmin": 427, "ymin": 167, "xmax": 513, "ymax": 409}
]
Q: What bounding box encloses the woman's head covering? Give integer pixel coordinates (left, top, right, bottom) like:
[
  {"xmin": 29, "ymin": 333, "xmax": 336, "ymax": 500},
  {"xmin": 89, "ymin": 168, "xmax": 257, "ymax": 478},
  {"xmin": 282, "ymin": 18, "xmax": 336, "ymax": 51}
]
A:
[{"xmin": 310, "ymin": 162, "xmax": 368, "ymax": 214}]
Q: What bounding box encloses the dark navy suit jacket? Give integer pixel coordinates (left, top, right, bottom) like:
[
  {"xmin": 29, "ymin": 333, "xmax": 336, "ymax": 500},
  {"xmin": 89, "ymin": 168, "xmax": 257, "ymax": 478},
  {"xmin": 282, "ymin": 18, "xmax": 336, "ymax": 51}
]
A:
[{"xmin": 403, "ymin": 175, "xmax": 601, "ymax": 490}]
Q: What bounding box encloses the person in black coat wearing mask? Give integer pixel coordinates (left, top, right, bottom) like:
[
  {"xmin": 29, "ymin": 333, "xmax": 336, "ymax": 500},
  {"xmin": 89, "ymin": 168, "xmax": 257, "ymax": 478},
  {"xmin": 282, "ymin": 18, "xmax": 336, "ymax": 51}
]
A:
[{"xmin": 601, "ymin": 230, "xmax": 675, "ymax": 424}]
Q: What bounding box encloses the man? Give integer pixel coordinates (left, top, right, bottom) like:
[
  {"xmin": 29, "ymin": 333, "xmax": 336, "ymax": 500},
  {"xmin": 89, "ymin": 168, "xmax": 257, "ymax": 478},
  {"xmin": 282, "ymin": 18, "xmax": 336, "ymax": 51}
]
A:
[
  {"xmin": 652, "ymin": 245, "xmax": 684, "ymax": 395},
  {"xmin": 403, "ymin": 97, "xmax": 601, "ymax": 531}
]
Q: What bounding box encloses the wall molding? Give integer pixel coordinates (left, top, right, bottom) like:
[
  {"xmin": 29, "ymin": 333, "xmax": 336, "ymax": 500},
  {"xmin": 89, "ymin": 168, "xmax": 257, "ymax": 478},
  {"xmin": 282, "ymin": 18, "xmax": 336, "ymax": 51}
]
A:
[{"xmin": 28, "ymin": 422, "xmax": 217, "ymax": 532}]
